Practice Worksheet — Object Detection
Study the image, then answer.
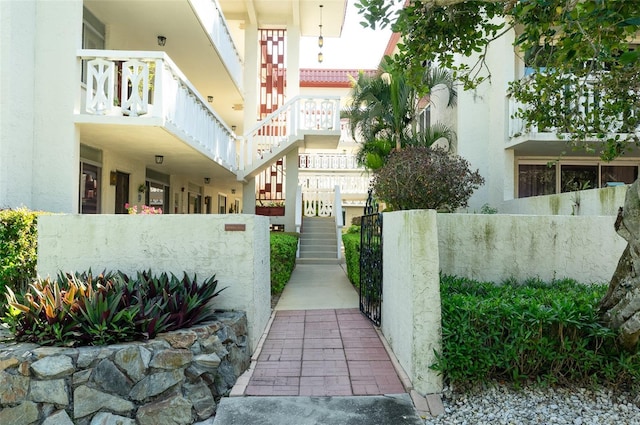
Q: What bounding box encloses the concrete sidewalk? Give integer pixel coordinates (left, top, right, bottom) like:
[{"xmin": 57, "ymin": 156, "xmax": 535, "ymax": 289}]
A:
[
  {"xmin": 210, "ymin": 263, "xmax": 430, "ymax": 425},
  {"xmin": 274, "ymin": 263, "xmax": 359, "ymax": 310}
]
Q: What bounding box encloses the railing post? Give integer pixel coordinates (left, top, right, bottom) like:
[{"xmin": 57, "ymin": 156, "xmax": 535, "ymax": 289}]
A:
[
  {"xmin": 153, "ymin": 58, "xmax": 164, "ymax": 119},
  {"xmin": 334, "ymin": 185, "xmax": 343, "ymax": 259},
  {"xmin": 296, "ymin": 185, "xmax": 303, "ymax": 258}
]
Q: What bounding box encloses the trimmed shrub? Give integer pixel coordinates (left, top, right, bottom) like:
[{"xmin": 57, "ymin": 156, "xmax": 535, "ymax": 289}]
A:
[
  {"xmin": 270, "ymin": 232, "xmax": 298, "ymax": 294},
  {"xmin": 434, "ymin": 275, "xmax": 640, "ymax": 390},
  {"xmin": 372, "ymin": 146, "xmax": 484, "ymax": 211},
  {"xmin": 0, "ymin": 209, "xmax": 44, "ymax": 303},
  {"xmin": 3, "ymin": 270, "xmax": 224, "ymax": 347},
  {"xmin": 342, "ymin": 230, "xmax": 361, "ymax": 288}
]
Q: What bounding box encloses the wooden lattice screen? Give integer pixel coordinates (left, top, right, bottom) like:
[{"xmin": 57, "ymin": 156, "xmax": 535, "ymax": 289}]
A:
[{"xmin": 257, "ymin": 158, "xmax": 285, "ymax": 202}]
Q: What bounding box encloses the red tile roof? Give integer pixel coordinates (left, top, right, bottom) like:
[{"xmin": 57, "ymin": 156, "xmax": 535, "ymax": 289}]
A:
[{"xmin": 300, "ymin": 68, "xmax": 379, "ymax": 88}]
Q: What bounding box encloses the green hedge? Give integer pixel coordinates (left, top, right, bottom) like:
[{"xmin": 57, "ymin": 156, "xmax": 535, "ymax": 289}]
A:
[
  {"xmin": 270, "ymin": 232, "xmax": 299, "ymax": 294},
  {"xmin": 342, "ymin": 228, "xmax": 361, "ymax": 288},
  {"xmin": 434, "ymin": 275, "xmax": 640, "ymax": 389},
  {"xmin": 0, "ymin": 209, "xmax": 43, "ymax": 299}
]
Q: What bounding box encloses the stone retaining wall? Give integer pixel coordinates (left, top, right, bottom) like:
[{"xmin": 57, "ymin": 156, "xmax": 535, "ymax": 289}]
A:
[{"xmin": 0, "ymin": 312, "xmax": 249, "ymax": 425}]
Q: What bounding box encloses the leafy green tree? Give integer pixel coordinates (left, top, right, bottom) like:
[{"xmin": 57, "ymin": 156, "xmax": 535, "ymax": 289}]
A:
[{"xmin": 355, "ymin": 0, "xmax": 640, "ymax": 349}]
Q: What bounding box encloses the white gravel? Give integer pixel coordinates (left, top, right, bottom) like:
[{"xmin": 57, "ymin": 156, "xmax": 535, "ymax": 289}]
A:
[{"xmin": 425, "ymin": 384, "xmax": 640, "ymax": 425}]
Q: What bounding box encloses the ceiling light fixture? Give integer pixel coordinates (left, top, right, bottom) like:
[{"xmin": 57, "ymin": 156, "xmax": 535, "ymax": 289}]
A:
[
  {"xmin": 157, "ymin": 35, "xmax": 167, "ymax": 46},
  {"xmin": 155, "ymin": 155, "xmax": 164, "ymax": 164}
]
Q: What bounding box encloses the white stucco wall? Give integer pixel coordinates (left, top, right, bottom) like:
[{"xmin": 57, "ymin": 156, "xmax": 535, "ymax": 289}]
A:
[
  {"xmin": 500, "ymin": 186, "xmax": 627, "ymax": 216},
  {"xmin": 381, "ymin": 210, "xmax": 442, "ymax": 395},
  {"xmin": 438, "ymin": 214, "xmax": 625, "ymax": 284},
  {"xmin": 37, "ymin": 214, "xmax": 271, "ymax": 352}
]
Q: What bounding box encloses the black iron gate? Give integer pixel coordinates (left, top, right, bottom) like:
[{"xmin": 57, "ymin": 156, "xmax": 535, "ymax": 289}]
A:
[{"xmin": 359, "ymin": 190, "xmax": 383, "ymax": 326}]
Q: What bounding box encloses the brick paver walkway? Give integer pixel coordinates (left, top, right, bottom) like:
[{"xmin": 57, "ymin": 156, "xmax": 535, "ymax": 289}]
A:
[{"xmin": 245, "ymin": 308, "xmax": 405, "ymax": 396}]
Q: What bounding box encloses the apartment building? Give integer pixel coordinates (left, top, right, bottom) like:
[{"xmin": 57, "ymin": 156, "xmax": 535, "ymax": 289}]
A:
[{"xmin": 1, "ymin": 0, "xmax": 357, "ymax": 230}]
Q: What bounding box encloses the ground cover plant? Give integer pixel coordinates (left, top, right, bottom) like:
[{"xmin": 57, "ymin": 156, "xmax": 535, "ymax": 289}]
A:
[
  {"xmin": 3, "ymin": 270, "xmax": 224, "ymax": 347},
  {"xmin": 270, "ymin": 232, "xmax": 298, "ymax": 294},
  {"xmin": 435, "ymin": 275, "xmax": 640, "ymax": 390}
]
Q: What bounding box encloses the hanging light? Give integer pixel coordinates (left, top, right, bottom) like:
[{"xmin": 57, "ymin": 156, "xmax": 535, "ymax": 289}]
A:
[{"xmin": 318, "ymin": 4, "xmax": 324, "ymax": 63}]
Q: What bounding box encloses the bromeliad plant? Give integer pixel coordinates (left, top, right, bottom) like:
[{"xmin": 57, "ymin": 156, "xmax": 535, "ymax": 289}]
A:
[{"xmin": 3, "ymin": 270, "xmax": 225, "ymax": 347}]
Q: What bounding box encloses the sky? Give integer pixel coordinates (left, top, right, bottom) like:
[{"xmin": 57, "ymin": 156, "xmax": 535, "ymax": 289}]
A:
[{"xmin": 299, "ymin": 0, "xmax": 395, "ymax": 69}]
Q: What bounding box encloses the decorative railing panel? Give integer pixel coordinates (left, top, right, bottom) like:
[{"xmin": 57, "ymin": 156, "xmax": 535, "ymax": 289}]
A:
[
  {"xmin": 189, "ymin": 0, "xmax": 243, "ymax": 92},
  {"xmin": 303, "ymin": 190, "xmax": 334, "ymax": 217},
  {"xmin": 240, "ymin": 95, "xmax": 341, "ymax": 172},
  {"xmin": 299, "ymin": 153, "xmax": 360, "ymax": 170},
  {"xmin": 299, "ymin": 175, "xmax": 371, "ymax": 194},
  {"xmin": 78, "ymin": 50, "xmax": 237, "ymax": 170},
  {"xmin": 508, "ymin": 76, "xmax": 638, "ymax": 140}
]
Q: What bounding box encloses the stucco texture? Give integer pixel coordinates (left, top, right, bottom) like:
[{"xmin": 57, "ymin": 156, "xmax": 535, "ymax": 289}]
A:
[
  {"xmin": 381, "ymin": 210, "xmax": 442, "ymax": 395},
  {"xmin": 37, "ymin": 214, "xmax": 271, "ymax": 352},
  {"xmin": 438, "ymin": 214, "xmax": 625, "ymax": 284}
]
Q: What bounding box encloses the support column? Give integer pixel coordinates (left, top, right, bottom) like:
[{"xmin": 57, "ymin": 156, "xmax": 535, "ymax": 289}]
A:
[{"xmin": 284, "ymin": 149, "xmax": 299, "ymax": 231}]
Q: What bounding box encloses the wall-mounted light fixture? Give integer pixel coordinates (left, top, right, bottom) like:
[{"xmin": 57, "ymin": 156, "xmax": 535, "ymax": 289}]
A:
[
  {"xmin": 110, "ymin": 171, "xmax": 117, "ymax": 186},
  {"xmin": 207, "ymin": 96, "xmax": 213, "ymax": 103},
  {"xmin": 204, "ymin": 177, "xmax": 211, "ymax": 184},
  {"xmin": 231, "ymin": 188, "xmax": 236, "ymax": 194},
  {"xmin": 157, "ymin": 35, "xmax": 167, "ymax": 46},
  {"xmin": 155, "ymin": 155, "xmax": 164, "ymax": 165}
]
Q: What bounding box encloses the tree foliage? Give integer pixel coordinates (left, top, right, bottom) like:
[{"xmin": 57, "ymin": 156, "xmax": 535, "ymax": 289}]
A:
[
  {"xmin": 372, "ymin": 146, "xmax": 484, "ymax": 211},
  {"xmin": 355, "ymin": 0, "xmax": 640, "ymax": 160},
  {"xmin": 346, "ymin": 64, "xmax": 457, "ymax": 169}
]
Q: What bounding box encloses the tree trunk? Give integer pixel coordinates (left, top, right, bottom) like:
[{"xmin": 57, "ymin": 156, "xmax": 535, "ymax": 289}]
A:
[{"xmin": 599, "ymin": 179, "xmax": 640, "ymax": 351}]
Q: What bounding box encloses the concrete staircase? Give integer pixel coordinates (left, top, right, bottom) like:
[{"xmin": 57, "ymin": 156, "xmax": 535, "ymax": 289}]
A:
[{"xmin": 297, "ymin": 217, "xmax": 342, "ymax": 265}]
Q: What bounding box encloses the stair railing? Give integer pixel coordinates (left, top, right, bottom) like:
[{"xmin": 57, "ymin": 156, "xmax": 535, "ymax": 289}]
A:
[{"xmin": 238, "ymin": 95, "xmax": 341, "ymax": 175}]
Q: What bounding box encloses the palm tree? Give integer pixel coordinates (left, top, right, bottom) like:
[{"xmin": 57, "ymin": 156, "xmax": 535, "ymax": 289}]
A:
[{"xmin": 345, "ymin": 63, "xmax": 457, "ymax": 169}]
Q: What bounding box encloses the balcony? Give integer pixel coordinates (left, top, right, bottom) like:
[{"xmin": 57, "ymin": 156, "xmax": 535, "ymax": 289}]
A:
[
  {"xmin": 299, "ymin": 153, "xmax": 361, "ymax": 170},
  {"xmin": 507, "ymin": 76, "xmax": 640, "ymax": 156},
  {"xmin": 76, "ymin": 50, "xmax": 237, "ymax": 177}
]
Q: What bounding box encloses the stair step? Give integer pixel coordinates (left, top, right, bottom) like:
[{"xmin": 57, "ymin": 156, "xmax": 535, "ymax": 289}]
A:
[
  {"xmin": 300, "ymin": 240, "xmax": 336, "ymax": 247},
  {"xmin": 296, "ymin": 257, "xmax": 344, "ymax": 265}
]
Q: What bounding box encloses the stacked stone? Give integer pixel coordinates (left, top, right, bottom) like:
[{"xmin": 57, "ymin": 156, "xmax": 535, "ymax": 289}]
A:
[{"xmin": 0, "ymin": 312, "xmax": 249, "ymax": 425}]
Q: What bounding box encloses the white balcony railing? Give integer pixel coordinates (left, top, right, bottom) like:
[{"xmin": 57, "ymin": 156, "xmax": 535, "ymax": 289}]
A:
[
  {"xmin": 508, "ymin": 76, "xmax": 639, "ymax": 140},
  {"xmin": 78, "ymin": 50, "xmax": 237, "ymax": 171},
  {"xmin": 299, "ymin": 175, "xmax": 371, "ymax": 194},
  {"xmin": 299, "ymin": 153, "xmax": 361, "ymax": 170},
  {"xmin": 190, "ymin": 0, "xmax": 243, "ymax": 93},
  {"xmin": 239, "ymin": 96, "xmax": 341, "ymax": 172}
]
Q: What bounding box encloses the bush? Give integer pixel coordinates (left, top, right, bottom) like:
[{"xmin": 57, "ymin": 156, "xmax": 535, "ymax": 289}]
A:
[
  {"xmin": 342, "ymin": 232, "xmax": 361, "ymax": 288},
  {"xmin": 434, "ymin": 275, "xmax": 640, "ymax": 390},
  {"xmin": 0, "ymin": 209, "xmax": 43, "ymax": 300},
  {"xmin": 270, "ymin": 232, "xmax": 298, "ymax": 294},
  {"xmin": 372, "ymin": 147, "xmax": 484, "ymax": 211},
  {"xmin": 3, "ymin": 270, "xmax": 224, "ymax": 347}
]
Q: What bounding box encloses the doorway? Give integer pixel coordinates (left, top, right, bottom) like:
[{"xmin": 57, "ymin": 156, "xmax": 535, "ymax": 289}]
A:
[{"xmin": 115, "ymin": 171, "xmax": 130, "ymax": 214}]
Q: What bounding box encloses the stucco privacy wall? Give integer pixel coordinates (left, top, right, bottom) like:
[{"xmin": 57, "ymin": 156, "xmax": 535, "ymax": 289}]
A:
[
  {"xmin": 381, "ymin": 210, "xmax": 442, "ymax": 395},
  {"xmin": 36, "ymin": 215, "xmax": 271, "ymax": 352},
  {"xmin": 500, "ymin": 186, "xmax": 628, "ymax": 216},
  {"xmin": 438, "ymin": 214, "xmax": 625, "ymax": 284}
]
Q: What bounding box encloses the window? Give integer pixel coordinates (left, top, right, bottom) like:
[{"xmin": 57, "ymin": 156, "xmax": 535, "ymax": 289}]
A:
[
  {"xmin": 517, "ymin": 160, "xmax": 639, "ymax": 198},
  {"xmin": 518, "ymin": 164, "xmax": 556, "ymax": 198},
  {"xmin": 80, "ymin": 163, "xmax": 101, "ymax": 214},
  {"xmin": 81, "ymin": 8, "xmax": 105, "ymax": 84},
  {"xmin": 560, "ymin": 164, "xmax": 598, "ymax": 192}
]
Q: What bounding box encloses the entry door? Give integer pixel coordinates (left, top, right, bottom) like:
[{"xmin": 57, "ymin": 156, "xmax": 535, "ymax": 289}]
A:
[{"xmin": 115, "ymin": 171, "xmax": 130, "ymax": 214}]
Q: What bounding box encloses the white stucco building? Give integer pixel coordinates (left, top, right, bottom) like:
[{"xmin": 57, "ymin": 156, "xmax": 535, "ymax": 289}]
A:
[
  {"xmin": 424, "ymin": 27, "xmax": 639, "ymax": 215},
  {"xmin": 1, "ymin": 0, "xmax": 376, "ymax": 231}
]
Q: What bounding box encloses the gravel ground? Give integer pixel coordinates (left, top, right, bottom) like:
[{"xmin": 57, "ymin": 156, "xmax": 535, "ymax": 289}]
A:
[{"xmin": 425, "ymin": 384, "xmax": 640, "ymax": 425}]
